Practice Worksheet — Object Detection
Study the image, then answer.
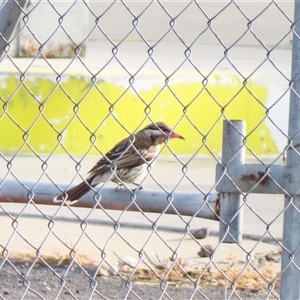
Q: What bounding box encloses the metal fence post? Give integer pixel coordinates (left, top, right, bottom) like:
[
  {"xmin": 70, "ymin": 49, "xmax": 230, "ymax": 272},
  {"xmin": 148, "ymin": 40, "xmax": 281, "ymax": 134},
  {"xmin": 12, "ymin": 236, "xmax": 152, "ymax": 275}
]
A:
[
  {"xmin": 219, "ymin": 120, "xmax": 245, "ymax": 243},
  {"xmin": 0, "ymin": 0, "xmax": 27, "ymax": 58},
  {"xmin": 280, "ymin": 1, "xmax": 300, "ymax": 298}
]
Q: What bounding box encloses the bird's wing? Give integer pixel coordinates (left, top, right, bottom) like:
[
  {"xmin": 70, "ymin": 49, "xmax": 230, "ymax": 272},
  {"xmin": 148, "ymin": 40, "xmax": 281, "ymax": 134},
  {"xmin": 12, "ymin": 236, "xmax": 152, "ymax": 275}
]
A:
[
  {"xmin": 88, "ymin": 138, "xmax": 154, "ymax": 174},
  {"xmin": 112, "ymin": 147, "xmax": 154, "ymax": 168}
]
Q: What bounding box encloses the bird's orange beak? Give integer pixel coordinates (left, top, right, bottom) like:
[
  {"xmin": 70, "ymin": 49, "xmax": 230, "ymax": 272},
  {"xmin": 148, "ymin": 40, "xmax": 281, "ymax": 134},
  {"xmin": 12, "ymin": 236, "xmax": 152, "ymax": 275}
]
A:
[{"xmin": 169, "ymin": 132, "xmax": 185, "ymax": 140}]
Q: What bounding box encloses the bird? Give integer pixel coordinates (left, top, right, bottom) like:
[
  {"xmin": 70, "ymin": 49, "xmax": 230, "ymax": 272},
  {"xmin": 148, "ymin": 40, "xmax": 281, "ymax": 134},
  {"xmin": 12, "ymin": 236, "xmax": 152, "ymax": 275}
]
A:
[{"xmin": 54, "ymin": 122, "xmax": 184, "ymax": 204}]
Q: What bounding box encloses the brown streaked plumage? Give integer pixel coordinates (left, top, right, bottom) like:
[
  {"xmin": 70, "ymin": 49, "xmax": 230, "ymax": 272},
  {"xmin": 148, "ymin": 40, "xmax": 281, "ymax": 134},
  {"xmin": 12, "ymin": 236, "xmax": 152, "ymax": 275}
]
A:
[{"xmin": 54, "ymin": 122, "xmax": 184, "ymax": 204}]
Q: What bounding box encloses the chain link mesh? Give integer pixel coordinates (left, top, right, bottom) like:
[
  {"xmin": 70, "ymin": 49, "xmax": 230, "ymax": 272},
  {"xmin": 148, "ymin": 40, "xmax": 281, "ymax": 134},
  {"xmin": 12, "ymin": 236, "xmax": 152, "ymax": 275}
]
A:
[{"xmin": 0, "ymin": 1, "xmax": 297, "ymax": 299}]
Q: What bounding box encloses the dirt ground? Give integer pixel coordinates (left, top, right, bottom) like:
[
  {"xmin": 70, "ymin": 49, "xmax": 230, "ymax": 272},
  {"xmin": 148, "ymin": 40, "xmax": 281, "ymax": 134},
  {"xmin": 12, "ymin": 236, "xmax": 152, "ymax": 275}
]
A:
[{"xmin": 0, "ymin": 260, "xmax": 279, "ymax": 300}]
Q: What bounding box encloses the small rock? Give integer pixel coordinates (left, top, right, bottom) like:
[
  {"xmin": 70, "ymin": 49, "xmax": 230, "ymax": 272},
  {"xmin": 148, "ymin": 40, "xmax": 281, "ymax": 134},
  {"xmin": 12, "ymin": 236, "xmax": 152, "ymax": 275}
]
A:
[
  {"xmin": 197, "ymin": 244, "xmax": 213, "ymax": 257},
  {"xmin": 120, "ymin": 265, "xmax": 131, "ymax": 273},
  {"xmin": 255, "ymin": 250, "xmax": 281, "ymax": 264},
  {"xmin": 190, "ymin": 228, "xmax": 209, "ymax": 239},
  {"xmin": 97, "ymin": 268, "xmax": 110, "ymax": 277},
  {"xmin": 265, "ymin": 250, "xmax": 281, "ymax": 263}
]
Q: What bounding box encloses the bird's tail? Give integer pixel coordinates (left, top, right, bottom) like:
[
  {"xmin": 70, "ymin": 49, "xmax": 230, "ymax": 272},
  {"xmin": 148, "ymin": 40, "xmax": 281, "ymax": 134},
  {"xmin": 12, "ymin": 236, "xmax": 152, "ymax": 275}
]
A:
[{"xmin": 54, "ymin": 178, "xmax": 95, "ymax": 204}]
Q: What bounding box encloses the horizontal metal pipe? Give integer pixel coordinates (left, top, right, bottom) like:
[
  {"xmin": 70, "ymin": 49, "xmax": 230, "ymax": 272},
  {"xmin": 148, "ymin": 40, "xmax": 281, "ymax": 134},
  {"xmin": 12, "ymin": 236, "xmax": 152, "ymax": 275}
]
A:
[
  {"xmin": 0, "ymin": 179, "xmax": 219, "ymax": 221},
  {"xmin": 216, "ymin": 163, "xmax": 286, "ymax": 194}
]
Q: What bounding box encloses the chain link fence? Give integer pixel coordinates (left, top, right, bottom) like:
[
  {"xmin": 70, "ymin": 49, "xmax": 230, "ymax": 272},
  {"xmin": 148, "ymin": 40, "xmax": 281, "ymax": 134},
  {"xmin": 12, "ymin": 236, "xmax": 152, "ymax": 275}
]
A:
[{"xmin": 0, "ymin": 0, "xmax": 299, "ymax": 299}]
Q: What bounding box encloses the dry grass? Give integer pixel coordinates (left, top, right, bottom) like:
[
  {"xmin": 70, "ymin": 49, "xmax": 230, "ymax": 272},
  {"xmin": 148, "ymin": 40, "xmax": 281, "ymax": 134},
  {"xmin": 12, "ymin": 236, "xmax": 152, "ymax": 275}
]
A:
[
  {"xmin": 117, "ymin": 254, "xmax": 280, "ymax": 293},
  {"xmin": 2, "ymin": 251, "xmax": 96, "ymax": 268}
]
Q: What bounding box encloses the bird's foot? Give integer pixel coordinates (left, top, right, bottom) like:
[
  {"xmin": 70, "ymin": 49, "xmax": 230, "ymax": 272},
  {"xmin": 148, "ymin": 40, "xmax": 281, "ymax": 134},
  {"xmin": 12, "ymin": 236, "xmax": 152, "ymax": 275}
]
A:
[
  {"xmin": 115, "ymin": 184, "xmax": 145, "ymax": 193},
  {"xmin": 115, "ymin": 184, "xmax": 124, "ymax": 193},
  {"xmin": 132, "ymin": 185, "xmax": 145, "ymax": 193}
]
